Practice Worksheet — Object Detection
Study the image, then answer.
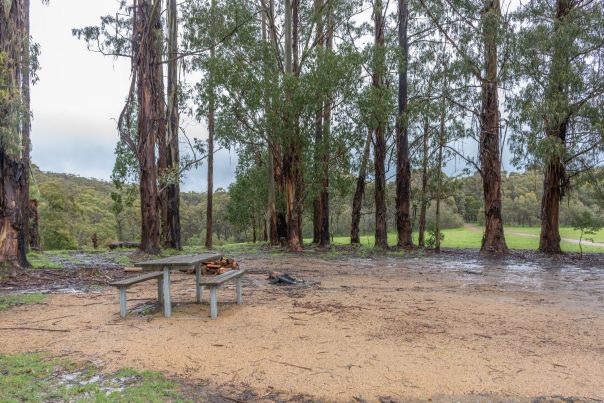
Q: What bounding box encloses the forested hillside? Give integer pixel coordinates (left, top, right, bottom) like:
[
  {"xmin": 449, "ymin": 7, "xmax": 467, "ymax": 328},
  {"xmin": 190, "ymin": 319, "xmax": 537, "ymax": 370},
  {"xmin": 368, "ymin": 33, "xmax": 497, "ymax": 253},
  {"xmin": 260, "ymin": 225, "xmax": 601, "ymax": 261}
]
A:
[
  {"xmin": 33, "ymin": 167, "xmax": 603, "ymax": 250},
  {"xmin": 33, "ymin": 167, "xmax": 232, "ymax": 249}
]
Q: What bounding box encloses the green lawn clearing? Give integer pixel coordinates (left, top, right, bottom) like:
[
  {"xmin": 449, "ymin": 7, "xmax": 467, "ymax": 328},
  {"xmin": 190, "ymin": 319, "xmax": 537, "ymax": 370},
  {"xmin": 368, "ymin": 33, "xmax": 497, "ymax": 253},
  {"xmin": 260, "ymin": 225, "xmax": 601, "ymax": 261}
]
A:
[{"xmin": 327, "ymin": 226, "xmax": 604, "ymax": 253}]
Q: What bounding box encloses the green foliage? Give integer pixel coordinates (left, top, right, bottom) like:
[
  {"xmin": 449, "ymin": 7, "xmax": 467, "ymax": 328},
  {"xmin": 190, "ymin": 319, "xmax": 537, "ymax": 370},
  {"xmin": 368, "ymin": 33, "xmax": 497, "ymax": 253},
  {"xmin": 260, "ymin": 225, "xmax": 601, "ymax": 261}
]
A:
[
  {"xmin": 225, "ymin": 161, "xmax": 267, "ymax": 242},
  {"xmin": 509, "ymin": 0, "xmax": 604, "ymax": 176},
  {"xmin": 425, "ymin": 228, "xmax": 444, "ymax": 249},
  {"xmin": 0, "ymin": 293, "xmax": 47, "ymax": 311},
  {"xmin": 0, "ymin": 353, "xmax": 186, "ymax": 402},
  {"xmin": 0, "ymin": 51, "xmax": 25, "ymax": 156},
  {"xmin": 570, "ymin": 210, "xmax": 603, "ymax": 256},
  {"xmin": 36, "ymin": 169, "xmax": 115, "ymax": 250}
]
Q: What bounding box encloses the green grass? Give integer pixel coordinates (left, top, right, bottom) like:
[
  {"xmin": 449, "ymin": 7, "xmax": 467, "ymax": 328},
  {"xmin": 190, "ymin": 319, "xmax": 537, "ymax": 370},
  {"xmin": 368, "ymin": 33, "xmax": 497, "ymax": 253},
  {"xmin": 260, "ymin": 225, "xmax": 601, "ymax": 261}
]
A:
[
  {"xmin": 114, "ymin": 255, "xmax": 132, "ymax": 266},
  {"xmin": 0, "ymin": 293, "xmax": 47, "ymax": 312},
  {"xmin": 324, "ymin": 226, "xmax": 604, "ymax": 253},
  {"xmin": 508, "ymin": 226, "xmax": 604, "ymax": 243},
  {"xmin": 0, "ymin": 353, "xmax": 188, "ymax": 402},
  {"xmin": 27, "ymin": 252, "xmax": 62, "ymax": 269}
]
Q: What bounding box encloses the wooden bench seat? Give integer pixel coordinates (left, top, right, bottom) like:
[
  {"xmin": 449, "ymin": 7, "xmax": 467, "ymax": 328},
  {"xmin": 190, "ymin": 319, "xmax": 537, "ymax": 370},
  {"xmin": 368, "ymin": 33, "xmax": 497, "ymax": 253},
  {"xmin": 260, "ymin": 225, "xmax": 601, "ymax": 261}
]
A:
[
  {"xmin": 199, "ymin": 269, "xmax": 247, "ymax": 319},
  {"xmin": 110, "ymin": 271, "xmax": 164, "ymax": 318}
]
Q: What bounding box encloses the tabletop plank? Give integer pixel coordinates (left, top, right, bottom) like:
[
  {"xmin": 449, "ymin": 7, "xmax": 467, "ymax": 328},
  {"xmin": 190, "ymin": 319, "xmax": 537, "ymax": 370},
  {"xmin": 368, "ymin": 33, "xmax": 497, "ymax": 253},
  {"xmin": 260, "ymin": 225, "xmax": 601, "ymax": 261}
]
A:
[{"xmin": 135, "ymin": 253, "xmax": 223, "ymax": 267}]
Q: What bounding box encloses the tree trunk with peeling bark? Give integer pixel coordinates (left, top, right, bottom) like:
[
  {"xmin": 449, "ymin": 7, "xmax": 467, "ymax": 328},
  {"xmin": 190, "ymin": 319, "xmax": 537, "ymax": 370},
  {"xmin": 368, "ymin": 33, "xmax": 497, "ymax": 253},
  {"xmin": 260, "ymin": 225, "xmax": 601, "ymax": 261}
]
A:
[
  {"xmin": 282, "ymin": 0, "xmax": 303, "ymax": 251},
  {"xmin": 135, "ymin": 0, "xmax": 163, "ymax": 255},
  {"xmin": 539, "ymin": 0, "xmax": 572, "ymax": 254},
  {"xmin": 479, "ymin": 0, "xmax": 507, "ymax": 254},
  {"xmin": 262, "ymin": 8, "xmax": 279, "ymax": 246},
  {"xmin": 0, "ymin": 0, "xmax": 30, "ymax": 270},
  {"xmin": 373, "ymin": 0, "xmax": 388, "ymax": 249},
  {"xmin": 163, "ymin": 0, "xmax": 181, "ymax": 249},
  {"xmin": 395, "ymin": 0, "xmax": 413, "ymax": 249},
  {"xmin": 312, "ymin": 0, "xmax": 324, "ymax": 245},
  {"xmin": 21, "ymin": 0, "xmax": 30, "ymax": 254}
]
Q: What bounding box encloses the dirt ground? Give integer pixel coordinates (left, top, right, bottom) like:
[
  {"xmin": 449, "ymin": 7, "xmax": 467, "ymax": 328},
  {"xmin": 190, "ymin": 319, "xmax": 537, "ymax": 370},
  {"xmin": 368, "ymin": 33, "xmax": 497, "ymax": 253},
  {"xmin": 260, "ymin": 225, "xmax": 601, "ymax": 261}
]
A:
[{"xmin": 1, "ymin": 251, "xmax": 604, "ymax": 402}]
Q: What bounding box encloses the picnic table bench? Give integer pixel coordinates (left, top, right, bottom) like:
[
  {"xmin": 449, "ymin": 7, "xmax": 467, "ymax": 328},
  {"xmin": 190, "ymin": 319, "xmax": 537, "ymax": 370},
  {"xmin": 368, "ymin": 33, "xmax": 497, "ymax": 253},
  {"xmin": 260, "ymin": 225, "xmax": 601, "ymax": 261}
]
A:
[
  {"xmin": 199, "ymin": 269, "xmax": 247, "ymax": 319},
  {"xmin": 110, "ymin": 271, "xmax": 164, "ymax": 318},
  {"xmin": 110, "ymin": 253, "xmax": 248, "ymax": 319}
]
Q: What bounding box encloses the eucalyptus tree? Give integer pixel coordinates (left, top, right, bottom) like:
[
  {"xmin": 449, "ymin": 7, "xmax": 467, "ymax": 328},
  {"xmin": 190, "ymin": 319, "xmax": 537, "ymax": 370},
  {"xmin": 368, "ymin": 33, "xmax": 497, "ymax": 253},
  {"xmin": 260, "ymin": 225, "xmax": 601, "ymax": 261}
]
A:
[
  {"xmin": 183, "ymin": 0, "xmax": 272, "ymax": 244},
  {"xmin": 311, "ymin": 0, "xmax": 331, "ymax": 247},
  {"xmin": 511, "ymin": 0, "xmax": 604, "ymax": 253},
  {"xmin": 370, "ymin": 0, "xmax": 391, "ymax": 249},
  {"xmin": 394, "ymin": 0, "xmax": 413, "ymax": 248},
  {"xmin": 203, "ymin": 0, "xmax": 217, "ymax": 249},
  {"xmin": 21, "ymin": 0, "xmax": 32, "ymax": 253},
  {"xmin": 184, "ymin": 0, "xmax": 364, "ymax": 251},
  {"xmin": 0, "ymin": 0, "xmax": 31, "ymax": 269},
  {"xmin": 74, "ymin": 0, "xmax": 166, "ymax": 254},
  {"xmin": 161, "ymin": 0, "xmax": 182, "ymax": 249},
  {"xmin": 418, "ymin": 0, "xmax": 511, "ymax": 253}
]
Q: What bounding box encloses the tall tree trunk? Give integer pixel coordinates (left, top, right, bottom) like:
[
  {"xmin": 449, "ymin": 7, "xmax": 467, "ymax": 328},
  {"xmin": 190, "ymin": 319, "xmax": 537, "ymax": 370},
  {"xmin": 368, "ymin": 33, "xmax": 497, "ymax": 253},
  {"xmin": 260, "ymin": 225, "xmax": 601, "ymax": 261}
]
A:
[
  {"xmin": 540, "ymin": 153, "xmax": 565, "ymax": 253},
  {"xmin": 479, "ymin": 0, "xmax": 507, "ymax": 254},
  {"xmin": 262, "ymin": 8, "xmax": 278, "ymax": 246},
  {"xmin": 163, "ymin": 0, "xmax": 181, "ymax": 249},
  {"xmin": 1, "ymin": 0, "xmax": 29, "ymax": 271},
  {"xmin": 21, "ymin": 0, "xmax": 30, "ymax": 255},
  {"xmin": 351, "ymin": 128, "xmax": 372, "ymax": 244},
  {"xmin": 282, "ymin": 0, "xmax": 303, "ymax": 251},
  {"xmin": 318, "ymin": 6, "xmax": 332, "ymax": 248},
  {"xmin": 395, "ymin": 0, "xmax": 413, "ymax": 249},
  {"xmin": 135, "ymin": 0, "xmax": 163, "ymax": 255},
  {"xmin": 373, "ymin": 0, "xmax": 388, "ymax": 249},
  {"xmin": 205, "ymin": 103, "xmax": 214, "ymax": 249},
  {"xmin": 418, "ymin": 112, "xmax": 430, "ymax": 248},
  {"xmin": 539, "ymin": 0, "xmax": 572, "ymax": 254},
  {"xmin": 205, "ymin": 0, "xmax": 216, "ymax": 250},
  {"xmin": 312, "ymin": 0, "xmax": 324, "ymax": 245}
]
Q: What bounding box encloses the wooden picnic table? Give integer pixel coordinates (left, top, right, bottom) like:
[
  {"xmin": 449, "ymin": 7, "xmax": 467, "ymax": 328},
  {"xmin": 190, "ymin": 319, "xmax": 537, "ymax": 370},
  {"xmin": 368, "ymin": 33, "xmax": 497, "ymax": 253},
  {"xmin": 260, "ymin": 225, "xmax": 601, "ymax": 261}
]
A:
[{"xmin": 135, "ymin": 253, "xmax": 222, "ymax": 317}]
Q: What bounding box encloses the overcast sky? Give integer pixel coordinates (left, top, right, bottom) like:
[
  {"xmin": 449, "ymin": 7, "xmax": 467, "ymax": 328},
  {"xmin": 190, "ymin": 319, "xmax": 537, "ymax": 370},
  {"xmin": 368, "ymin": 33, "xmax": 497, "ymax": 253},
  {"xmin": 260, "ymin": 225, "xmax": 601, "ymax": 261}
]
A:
[{"xmin": 29, "ymin": 0, "xmax": 236, "ymax": 192}]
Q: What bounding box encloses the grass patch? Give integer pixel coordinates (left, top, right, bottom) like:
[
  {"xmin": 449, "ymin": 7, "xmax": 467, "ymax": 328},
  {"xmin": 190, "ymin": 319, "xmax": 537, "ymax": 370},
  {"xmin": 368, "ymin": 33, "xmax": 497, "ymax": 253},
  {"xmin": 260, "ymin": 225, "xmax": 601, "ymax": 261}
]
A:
[
  {"xmin": 0, "ymin": 353, "xmax": 187, "ymax": 402},
  {"xmin": 508, "ymin": 226, "xmax": 604, "ymax": 243},
  {"xmin": 315, "ymin": 226, "xmax": 604, "ymax": 253},
  {"xmin": 0, "ymin": 293, "xmax": 47, "ymax": 312},
  {"xmin": 27, "ymin": 252, "xmax": 62, "ymax": 269},
  {"xmin": 114, "ymin": 255, "xmax": 132, "ymax": 266}
]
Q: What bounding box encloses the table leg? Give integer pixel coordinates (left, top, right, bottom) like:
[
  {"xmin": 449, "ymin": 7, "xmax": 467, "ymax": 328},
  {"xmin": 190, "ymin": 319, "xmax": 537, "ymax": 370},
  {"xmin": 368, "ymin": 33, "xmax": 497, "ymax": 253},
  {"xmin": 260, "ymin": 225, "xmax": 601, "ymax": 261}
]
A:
[
  {"xmin": 236, "ymin": 278, "xmax": 243, "ymax": 304},
  {"xmin": 157, "ymin": 278, "xmax": 163, "ymax": 305},
  {"xmin": 210, "ymin": 287, "xmax": 218, "ymax": 319},
  {"xmin": 163, "ymin": 267, "xmax": 172, "ymax": 317},
  {"xmin": 119, "ymin": 287, "xmax": 127, "ymax": 318},
  {"xmin": 195, "ymin": 266, "xmax": 202, "ymax": 303}
]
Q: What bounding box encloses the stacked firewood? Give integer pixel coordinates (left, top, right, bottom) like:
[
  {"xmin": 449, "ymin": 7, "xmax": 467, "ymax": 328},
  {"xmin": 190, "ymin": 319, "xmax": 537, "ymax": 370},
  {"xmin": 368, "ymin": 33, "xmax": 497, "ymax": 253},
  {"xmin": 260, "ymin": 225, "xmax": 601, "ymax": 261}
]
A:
[{"xmin": 201, "ymin": 257, "xmax": 240, "ymax": 275}]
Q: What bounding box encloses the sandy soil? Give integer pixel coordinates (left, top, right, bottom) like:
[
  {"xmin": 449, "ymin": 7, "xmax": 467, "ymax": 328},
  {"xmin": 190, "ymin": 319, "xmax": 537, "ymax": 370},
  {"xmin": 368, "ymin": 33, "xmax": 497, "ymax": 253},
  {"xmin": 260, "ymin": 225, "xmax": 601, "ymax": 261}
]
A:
[{"xmin": 1, "ymin": 253, "xmax": 604, "ymax": 402}]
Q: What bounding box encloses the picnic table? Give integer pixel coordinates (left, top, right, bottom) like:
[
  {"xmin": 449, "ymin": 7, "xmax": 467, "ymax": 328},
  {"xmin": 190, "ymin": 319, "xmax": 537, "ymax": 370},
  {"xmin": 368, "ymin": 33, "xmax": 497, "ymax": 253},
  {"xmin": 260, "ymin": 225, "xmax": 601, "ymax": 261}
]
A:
[{"xmin": 135, "ymin": 253, "xmax": 222, "ymax": 317}]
